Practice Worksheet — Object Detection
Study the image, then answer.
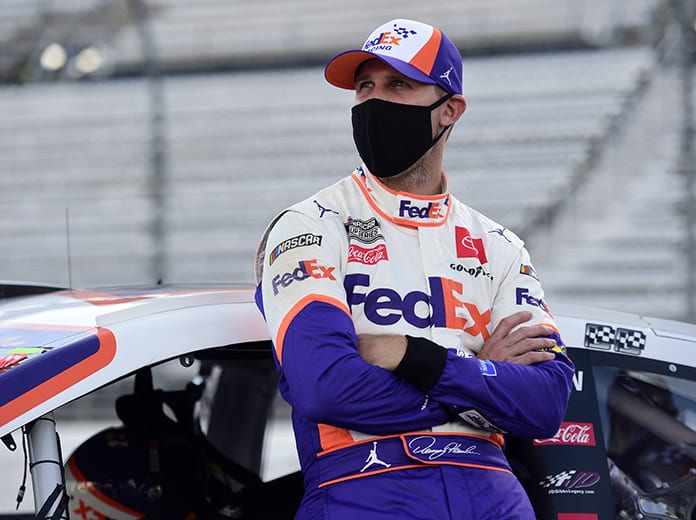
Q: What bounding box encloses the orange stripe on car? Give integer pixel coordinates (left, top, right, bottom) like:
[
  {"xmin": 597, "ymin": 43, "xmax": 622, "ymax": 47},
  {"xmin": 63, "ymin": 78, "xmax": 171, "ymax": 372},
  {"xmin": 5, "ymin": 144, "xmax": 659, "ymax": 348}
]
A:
[{"xmin": 0, "ymin": 328, "xmax": 117, "ymax": 427}]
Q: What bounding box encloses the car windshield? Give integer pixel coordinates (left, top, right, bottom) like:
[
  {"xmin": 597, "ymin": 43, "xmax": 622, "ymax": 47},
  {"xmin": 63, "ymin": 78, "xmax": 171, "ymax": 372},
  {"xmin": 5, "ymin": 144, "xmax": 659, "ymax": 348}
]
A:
[{"xmin": 594, "ymin": 366, "xmax": 696, "ymax": 520}]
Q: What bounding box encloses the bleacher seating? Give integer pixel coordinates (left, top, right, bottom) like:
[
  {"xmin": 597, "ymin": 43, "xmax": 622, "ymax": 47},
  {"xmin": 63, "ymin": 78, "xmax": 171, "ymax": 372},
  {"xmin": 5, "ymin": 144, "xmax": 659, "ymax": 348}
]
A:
[
  {"xmin": 2, "ymin": 0, "xmax": 692, "ymax": 323},
  {"xmin": 0, "ymin": 0, "xmax": 662, "ymax": 80},
  {"xmin": 0, "ymin": 79, "xmax": 152, "ymax": 285},
  {"xmin": 529, "ymin": 66, "xmax": 690, "ymax": 320},
  {"xmin": 108, "ymin": 0, "xmax": 661, "ymax": 71},
  {"xmin": 0, "ymin": 47, "xmax": 653, "ymax": 292}
]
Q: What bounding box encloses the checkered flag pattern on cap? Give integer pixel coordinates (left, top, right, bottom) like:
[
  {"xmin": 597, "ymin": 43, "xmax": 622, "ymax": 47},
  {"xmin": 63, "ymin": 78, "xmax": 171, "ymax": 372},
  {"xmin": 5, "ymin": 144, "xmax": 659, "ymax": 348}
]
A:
[{"xmin": 324, "ymin": 19, "xmax": 463, "ymax": 95}]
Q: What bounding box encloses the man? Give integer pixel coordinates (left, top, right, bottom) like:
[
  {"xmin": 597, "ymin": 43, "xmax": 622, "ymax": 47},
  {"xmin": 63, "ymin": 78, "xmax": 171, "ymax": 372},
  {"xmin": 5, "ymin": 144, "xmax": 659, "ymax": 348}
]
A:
[{"xmin": 254, "ymin": 18, "xmax": 574, "ymax": 520}]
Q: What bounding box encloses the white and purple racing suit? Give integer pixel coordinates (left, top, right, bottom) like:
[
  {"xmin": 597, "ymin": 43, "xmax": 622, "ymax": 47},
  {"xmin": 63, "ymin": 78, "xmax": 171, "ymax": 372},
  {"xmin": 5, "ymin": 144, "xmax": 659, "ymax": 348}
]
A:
[{"xmin": 254, "ymin": 166, "xmax": 574, "ymax": 519}]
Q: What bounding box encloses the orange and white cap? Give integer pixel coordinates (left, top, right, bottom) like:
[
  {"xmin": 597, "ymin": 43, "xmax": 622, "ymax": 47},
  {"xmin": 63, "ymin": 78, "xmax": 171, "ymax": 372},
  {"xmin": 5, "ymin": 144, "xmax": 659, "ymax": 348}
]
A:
[{"xmin": 325, "ymin": 19, "xmax": 463, "ymax": 95}]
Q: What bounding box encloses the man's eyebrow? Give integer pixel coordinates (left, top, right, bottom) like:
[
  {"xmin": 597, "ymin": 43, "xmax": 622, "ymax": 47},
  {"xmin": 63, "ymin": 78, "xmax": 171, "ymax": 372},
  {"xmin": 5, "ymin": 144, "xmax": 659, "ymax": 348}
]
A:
[{"xmin": 355, "ymin": 72, "xmax": 409, "ymax": 84}]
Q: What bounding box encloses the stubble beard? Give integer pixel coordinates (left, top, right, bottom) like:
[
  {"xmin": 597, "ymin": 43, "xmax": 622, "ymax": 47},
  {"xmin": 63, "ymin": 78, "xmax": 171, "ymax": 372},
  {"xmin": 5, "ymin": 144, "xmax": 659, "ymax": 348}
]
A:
[{"xmin": 380, "ymin": 144, "xmax": 443, "ymax": 195}]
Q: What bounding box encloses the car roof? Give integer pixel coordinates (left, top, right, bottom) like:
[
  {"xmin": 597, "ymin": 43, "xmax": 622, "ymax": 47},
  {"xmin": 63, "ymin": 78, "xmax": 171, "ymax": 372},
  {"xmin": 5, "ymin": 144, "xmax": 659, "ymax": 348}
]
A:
[{"xmin": 0, "ymin": 284, "xmax": 270, "ymax": 437}]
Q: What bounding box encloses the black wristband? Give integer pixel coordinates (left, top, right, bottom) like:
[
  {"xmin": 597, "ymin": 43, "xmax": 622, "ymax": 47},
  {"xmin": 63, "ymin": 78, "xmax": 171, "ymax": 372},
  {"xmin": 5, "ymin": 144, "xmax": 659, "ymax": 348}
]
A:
[{"xmin": 394, "ymin": 336, "xmax": 448, "ymax": 393}]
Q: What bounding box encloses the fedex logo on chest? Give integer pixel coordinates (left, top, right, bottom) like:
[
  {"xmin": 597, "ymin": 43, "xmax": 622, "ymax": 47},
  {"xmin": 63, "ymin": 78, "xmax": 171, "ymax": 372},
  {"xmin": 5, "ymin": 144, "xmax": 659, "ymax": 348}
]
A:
[{"xmin": 344, "ymin": 273, "xmax": 491, "ymax": 339}]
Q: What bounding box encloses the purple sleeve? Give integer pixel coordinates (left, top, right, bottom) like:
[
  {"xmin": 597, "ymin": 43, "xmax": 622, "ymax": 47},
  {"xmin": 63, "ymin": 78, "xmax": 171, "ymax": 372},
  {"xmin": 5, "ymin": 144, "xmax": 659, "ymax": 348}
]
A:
[
  {"xmin": 432, "ymin": 351, "xmax": 575, "ymax": 438},
  {"xmin": 394, "ymin": 333, "xmax": 574, "ymax": 439},
  {"xmin": 272, "ymin": 297, "xmax": 452, "ymax": 435}
]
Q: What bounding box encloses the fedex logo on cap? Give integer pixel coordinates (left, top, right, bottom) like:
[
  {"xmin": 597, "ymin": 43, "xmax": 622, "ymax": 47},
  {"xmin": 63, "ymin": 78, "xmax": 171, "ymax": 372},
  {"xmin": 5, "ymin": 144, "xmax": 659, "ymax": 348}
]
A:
[
  {"xmin": 325, "ymin": 18, "xmax": 463, "ymax": 95},
  {"xmin": 364, "ymin": 24, "xmax": 418, "ymax": 51},
  {"xmin": 363, "ymin": 21, "xmax": 433, "ymax": 59},
  {"xmin": 364, "ymin": 32, "xmax": 404, "ymax": 50}
]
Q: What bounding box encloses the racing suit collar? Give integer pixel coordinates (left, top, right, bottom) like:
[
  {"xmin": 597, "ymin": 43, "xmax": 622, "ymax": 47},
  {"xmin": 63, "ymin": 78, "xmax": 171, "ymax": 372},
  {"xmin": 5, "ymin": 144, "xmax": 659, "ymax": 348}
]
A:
[{"xmin": 351, "ymin": 165, "xmax": 451, "ymax": 227}]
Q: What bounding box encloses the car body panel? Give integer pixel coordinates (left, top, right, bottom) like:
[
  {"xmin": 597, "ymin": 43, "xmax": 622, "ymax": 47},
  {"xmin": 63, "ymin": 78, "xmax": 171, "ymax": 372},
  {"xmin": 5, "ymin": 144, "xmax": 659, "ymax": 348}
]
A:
[{"xmin": 0, "ymin": 285, "xmax": 267, "ymax": 438}]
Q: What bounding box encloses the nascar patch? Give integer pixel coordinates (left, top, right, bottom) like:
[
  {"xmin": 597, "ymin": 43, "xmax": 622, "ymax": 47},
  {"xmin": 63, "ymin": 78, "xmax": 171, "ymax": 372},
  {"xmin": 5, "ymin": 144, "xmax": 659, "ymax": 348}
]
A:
[{"xmin": 269, "ymin": 233, "xmax": 323, "ymax": 265}]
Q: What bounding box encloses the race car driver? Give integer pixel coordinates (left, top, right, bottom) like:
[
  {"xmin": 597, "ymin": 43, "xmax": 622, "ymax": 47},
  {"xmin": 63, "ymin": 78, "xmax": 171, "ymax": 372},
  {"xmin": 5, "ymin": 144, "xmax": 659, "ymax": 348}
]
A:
[{"xmin": 254, "ymin": 18, "xmax": 575, "ymax": 520}]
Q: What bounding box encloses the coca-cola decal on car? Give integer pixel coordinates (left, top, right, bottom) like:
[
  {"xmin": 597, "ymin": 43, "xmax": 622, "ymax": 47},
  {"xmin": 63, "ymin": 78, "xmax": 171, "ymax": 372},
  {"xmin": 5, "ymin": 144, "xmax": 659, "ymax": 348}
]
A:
[{"xmin": 533, "ymin": 422, "xmax": 596, "ymax": 447}]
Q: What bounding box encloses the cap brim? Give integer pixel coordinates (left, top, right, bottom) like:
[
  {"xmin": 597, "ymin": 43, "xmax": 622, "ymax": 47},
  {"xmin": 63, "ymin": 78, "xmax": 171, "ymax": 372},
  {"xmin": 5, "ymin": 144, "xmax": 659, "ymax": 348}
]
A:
[{"xmin": 325, "ymin": 50, "xmax": 436, "ymax": 90}]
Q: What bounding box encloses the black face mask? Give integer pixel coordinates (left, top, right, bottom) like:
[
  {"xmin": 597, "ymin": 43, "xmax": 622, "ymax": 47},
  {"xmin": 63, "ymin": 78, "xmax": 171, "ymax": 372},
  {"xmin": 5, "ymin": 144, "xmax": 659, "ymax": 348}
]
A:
[{"xmin": 351, "ymin": 94, "xmax": 452, "ymax": 178}]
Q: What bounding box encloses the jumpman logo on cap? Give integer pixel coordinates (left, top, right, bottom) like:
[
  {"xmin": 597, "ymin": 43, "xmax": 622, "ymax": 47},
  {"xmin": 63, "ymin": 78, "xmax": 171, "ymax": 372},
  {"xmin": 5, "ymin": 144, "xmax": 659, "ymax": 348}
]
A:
[{"xmin": 439, "ymin": 66, "xmax": 454, "ymax": 87}]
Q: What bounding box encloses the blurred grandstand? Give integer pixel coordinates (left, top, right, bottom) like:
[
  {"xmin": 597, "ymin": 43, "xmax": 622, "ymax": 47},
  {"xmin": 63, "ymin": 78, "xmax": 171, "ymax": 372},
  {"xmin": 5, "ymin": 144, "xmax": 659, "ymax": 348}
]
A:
[{"xmin": 0, "ymin": 0, "xmax": 694, "ymax": 326}]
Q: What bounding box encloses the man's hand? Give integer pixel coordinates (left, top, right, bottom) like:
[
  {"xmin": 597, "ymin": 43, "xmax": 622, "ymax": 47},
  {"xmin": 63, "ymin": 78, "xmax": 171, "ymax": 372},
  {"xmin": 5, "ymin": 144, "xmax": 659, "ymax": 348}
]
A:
[
  {"xmin": 477, "ymin": 311, "xmax": 556, "ymax": 365},
  {"xmin": 358, "ymin": 334, "xmax": 407, "ymax": 371},
  {"xmin": 359, "ymin": 311, "xmax": 557, "ymax": 370}
]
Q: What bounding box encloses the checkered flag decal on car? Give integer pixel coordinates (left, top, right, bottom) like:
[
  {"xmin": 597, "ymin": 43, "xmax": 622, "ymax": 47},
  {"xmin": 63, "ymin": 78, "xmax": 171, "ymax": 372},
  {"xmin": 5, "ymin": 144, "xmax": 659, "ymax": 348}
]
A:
[
  {"xmin": 584, "ymin": 323, "xmax": 646, "ymax": 355},
  {"xmin": 615, "ymin": 328, "xmax": 647, "ymax": 355},
  {"xmin": 585, "ymin": 324, "xmax": 615, "ymax": 350},
  {"xmin": 539, "ymin": 470, "xmax": 576, "ymax": 488}
]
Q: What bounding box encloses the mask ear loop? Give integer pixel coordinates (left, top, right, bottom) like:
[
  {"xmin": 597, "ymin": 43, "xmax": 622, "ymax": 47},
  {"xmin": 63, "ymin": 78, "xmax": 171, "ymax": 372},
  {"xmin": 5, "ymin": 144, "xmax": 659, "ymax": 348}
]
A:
[
  {"xmin": 429, "ymin": 92, "xmax": 454, "ymax": 110},
  {"xmin": 430, "ymin": 93, "xmax": 455, "ymax": 146},
  {"xmin": 433, "ymin": 124, "xmax": 452, "ymax": 146}
]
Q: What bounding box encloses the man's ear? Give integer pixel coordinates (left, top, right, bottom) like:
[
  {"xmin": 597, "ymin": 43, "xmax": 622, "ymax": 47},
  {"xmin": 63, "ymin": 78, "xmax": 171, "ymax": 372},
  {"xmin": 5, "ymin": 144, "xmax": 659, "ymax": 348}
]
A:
[{"xmin": 441, "ymin": 95, "xmax": 467, "ymax": 126}]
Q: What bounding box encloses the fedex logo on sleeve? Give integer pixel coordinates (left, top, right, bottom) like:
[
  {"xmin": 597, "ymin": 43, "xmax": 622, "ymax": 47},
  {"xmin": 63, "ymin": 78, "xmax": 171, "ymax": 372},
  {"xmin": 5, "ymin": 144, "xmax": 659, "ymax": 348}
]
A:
[
  {"xmin": 516, "ymin": 287, "xmax": 552, "ymax": 314},
  {"xmin": 272, "ymin": 259, "xmax": 336, "ymax": 295}
]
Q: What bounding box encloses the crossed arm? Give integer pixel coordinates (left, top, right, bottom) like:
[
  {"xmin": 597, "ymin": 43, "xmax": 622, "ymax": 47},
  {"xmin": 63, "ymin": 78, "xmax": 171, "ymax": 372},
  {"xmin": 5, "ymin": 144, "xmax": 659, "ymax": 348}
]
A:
[{"xmin": 358, "ymin": 310, "xmax": 557, "ymax": 370}]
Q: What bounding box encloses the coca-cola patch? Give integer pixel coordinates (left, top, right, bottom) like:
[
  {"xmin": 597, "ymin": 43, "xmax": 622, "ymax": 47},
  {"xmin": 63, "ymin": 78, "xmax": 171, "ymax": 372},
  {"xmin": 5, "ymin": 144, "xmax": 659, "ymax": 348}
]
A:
[
  {"xmin": 348, "ymin": 243, "xmax": 389, "ymax": 265},
  {"xmin": 533, "ymin": 422, "xmax": 596, "ymax": 447}
]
